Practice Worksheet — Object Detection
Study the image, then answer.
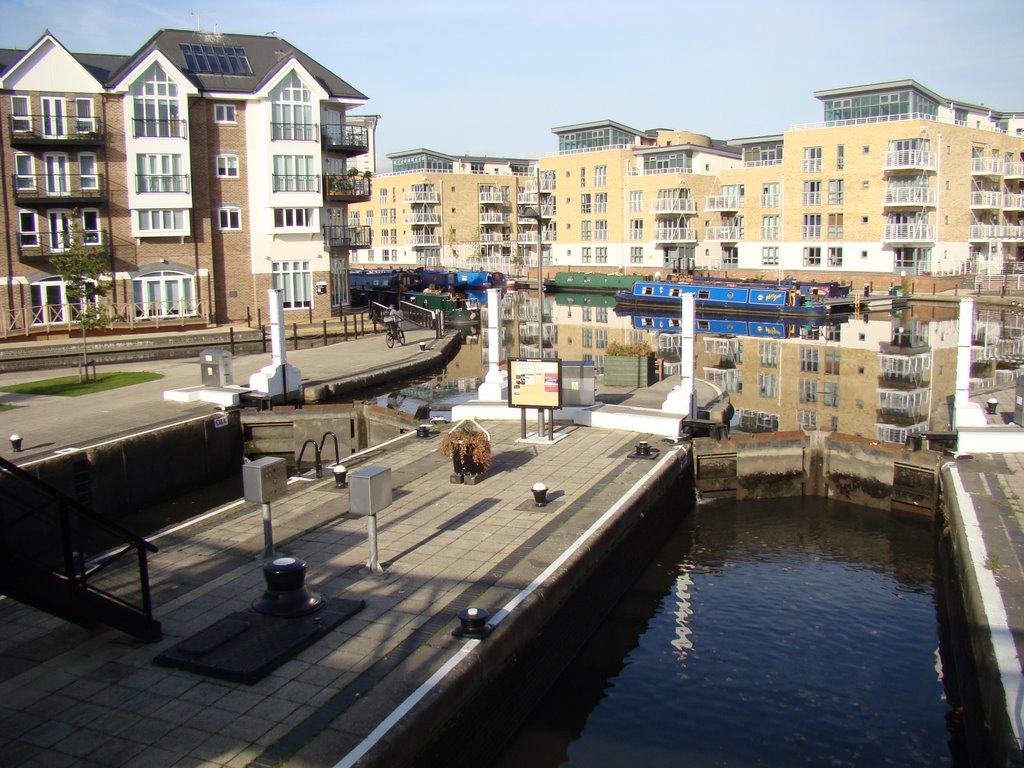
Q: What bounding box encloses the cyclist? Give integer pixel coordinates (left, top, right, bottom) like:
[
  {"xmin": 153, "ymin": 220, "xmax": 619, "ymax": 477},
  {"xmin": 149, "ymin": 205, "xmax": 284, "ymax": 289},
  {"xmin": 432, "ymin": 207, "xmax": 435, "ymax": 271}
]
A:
[{"xmin": 383, "ymin": 306, "xmax": 405, "ymax": 347}]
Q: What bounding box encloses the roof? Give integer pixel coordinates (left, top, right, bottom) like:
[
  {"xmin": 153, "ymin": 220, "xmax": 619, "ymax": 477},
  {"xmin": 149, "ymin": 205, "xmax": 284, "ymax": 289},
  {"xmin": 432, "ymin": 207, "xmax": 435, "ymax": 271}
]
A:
[
  {"xmin": 813, "ymin": 79, "xmax": 946, "ymax": 105},
  {"xmin": 107, "ymin": 28, "xmax": 367, "ymax": 100},
  {"xmin": 550, "ymin": 119, "xmax": 656, "ymax": 139}
]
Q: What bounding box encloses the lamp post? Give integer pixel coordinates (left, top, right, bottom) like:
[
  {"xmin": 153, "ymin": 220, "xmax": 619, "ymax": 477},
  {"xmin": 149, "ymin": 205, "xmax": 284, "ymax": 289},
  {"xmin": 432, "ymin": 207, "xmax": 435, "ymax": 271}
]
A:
[{"xmin": 520, "ymin": 165, "xmax": 547, "ymax": 438}]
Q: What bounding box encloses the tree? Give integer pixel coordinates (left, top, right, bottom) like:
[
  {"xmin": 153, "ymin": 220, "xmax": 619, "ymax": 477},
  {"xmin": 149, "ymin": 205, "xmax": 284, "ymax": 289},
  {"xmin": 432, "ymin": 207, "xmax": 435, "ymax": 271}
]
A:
[{"xmin": 50, "ymin": 214, "xmax": 111, "ymax": 380}]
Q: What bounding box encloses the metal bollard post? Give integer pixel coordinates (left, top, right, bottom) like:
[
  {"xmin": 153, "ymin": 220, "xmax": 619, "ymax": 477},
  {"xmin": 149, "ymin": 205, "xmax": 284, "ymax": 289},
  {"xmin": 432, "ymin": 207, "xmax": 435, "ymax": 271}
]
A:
[
  {"xmin": 261, "ymin": 502, "xmax": 276, "ymax": 559},
  {"xmin": 366, "ymin": 511, "xmax": 383, "ymax": 573}
]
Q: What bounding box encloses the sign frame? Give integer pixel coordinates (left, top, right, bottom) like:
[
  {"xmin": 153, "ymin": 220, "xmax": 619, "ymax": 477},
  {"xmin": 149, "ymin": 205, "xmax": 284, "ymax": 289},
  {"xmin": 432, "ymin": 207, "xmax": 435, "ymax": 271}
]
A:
[{"xmin": 507, "ymin": 357, "xmax": 563, "ymax": 410}]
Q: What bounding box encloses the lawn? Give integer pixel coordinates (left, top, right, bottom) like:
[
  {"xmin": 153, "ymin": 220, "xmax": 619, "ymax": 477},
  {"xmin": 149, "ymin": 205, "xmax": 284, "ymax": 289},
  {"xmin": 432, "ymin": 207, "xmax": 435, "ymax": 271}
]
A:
[{"xmin": 0, "ymin": 371, "xmax": 163, "ymax": 397}]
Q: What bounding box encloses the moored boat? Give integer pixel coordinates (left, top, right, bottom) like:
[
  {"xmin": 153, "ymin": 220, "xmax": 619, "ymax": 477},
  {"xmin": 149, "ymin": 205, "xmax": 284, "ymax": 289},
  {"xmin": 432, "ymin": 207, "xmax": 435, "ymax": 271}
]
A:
[
  {"xmin": 617, "ymin": 308, "xmax": 840, "ymax": 338},
  {"xmin": 544, "ymin": 271, "xmax": 648, "ymax": 293},
  {"xmin": 614, "ymin": 279, "xmax": 845, "ymax": 316}
]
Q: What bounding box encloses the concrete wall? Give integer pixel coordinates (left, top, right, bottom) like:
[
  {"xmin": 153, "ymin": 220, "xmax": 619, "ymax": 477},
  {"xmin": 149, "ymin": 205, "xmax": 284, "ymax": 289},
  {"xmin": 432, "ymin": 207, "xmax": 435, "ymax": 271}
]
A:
[{"xmin": 23, "ymin": 411, "xmax": 242, "ymax": 520}]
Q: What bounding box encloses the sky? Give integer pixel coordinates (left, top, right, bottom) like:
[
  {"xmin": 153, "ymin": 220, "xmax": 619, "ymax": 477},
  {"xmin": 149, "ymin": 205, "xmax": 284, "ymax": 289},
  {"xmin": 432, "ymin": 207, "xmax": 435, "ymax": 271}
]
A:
[{"xmin": 4, "ymin": 0, "xmax": 1024, "ymax": 169}]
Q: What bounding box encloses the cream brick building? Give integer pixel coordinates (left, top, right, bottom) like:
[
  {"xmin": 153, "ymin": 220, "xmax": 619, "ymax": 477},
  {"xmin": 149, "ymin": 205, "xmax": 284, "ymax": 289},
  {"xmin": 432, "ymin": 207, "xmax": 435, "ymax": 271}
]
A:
[
  {"xmin": 0, "ymin": 29, "xmax": 371, "ymax": 335},
  {"xmin": 353, "ymin": 80, "xmax": 1024, "ymax": 282}
]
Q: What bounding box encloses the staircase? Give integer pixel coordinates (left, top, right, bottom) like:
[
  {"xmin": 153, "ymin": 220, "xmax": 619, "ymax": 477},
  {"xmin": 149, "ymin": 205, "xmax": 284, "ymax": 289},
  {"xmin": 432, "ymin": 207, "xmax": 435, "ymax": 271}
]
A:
[{"xmin": 0, "ymin": 456, "xmax": 162, "ymax": 642}]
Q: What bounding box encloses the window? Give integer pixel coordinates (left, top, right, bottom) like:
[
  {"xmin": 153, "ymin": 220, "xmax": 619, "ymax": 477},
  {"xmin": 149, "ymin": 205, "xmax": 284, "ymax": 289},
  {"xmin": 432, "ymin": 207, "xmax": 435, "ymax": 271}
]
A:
[
  {"xmin": 270, "ymin": 72, "xmax": 314, "ymax": 141},
  {"xmin": 802, "ymin": 180, "xmax": 822, "ymax": 206},
  {"xmin": 827, "ymin": 247, "xmax": 843, "ymax": 267},
  {"xmin": 799, "ymin": 379, "xmax": 818, "ymax": 404},
  {"xmin": 214, "ymin": 104, "xmax": 237, "ymax": 123},
  {"xmin": 761, "ymin": 246, "xmax": 779, "ymax": 266},
  {"xmin": 582, "ymin": 247, "xmax": 591, "ymax": 263},
  {"xmin": 761, "ymin": 182, "xmax": 780, "ymax": 208},
  {"xmin": 595, "ymin": 193, "xmax": 607, "ymax": 213},
  {"xmin": 758, "ymin": 372, "xmax": 778, "ymax": 398},
  {"xmin": 836, "ymin": 144, "xmax": 845, "ymax": 170},
  {"xmin": 828, "ymin": 179, "xmax": 844, "ymax": 205},
  {"xmin": 180, "ymin": 43, "xmax": 253, "ymax": 75},
  {"xmin": 594, "ymin": 165, "xmax": 607, "ymax": 186},
  {"xmin": 80, "ymin": 209, "xmax": 101, "ymax": 244},
  {"xmin": 827, "ymin": 214, "xmax": 844, "ymax": 239},
  {"xmin": 18, "ymin": 211, "xmax": 38, "ymax": 247},
  {"xmin": 131, "ymin": 64, "xmax": 182, "ymax": 138},
  {"xmin": 11, "ymin": 95, "xmax": 31, "ymax": 132},
  {"xmin": 803, "ymin": 247, "xmax": 822, "ymax": 267},
  {"xmin": 761, "ymin": 215, "xmax": 779, "ymax": 241},
  {"xmin": 595, "ymin": 328, "xmax": 608, "ymax": 347},
  {"xmin": 581, "ymin": 221, "xmax": 591, "ymax": 241},
  {"xmin": 133, "ymin": 271, "xmax": 196, "ymax": 317},
  {"xmin": 825, "ymin": 349, "xmax": 840, "ymax": 376},
  {"xmin": 272, "ymin": 155, "xmax": 317, "ymax": 192},
  {"xmin": 823, "ymin": 381, "xmax": 840, "ymax": 408},
  {"xmin": 273, "ymin": 207, "xmax": 312, "ymax": 228},
  {"xmin": 802, "ymin": 146, "xmax": 822, "ymax": 173},
  {"xmin": 74, "ymin": 98, "xmax": 95, "ymax": 133},
  {"xmin": 759, "ymin": 341, "xmax": 778, "ymax": 367},
  {"xmin": 79, "ymin": 153, "xmax": 98, "ymax": 189},
  {"xmin": 580, "ymin": 194, "xmax": 591, "ymax": 214},
  {"xmin": 802, "ymin": 214, "xmax": 822, "ymax": 239},
  {"xmin": 272, "ymin": 261, "xmax": 312, "ymax": 308},
  {"xmin": 216, "ymin": 154, "xmax": 239, "ymax": 178},
  {"xmin": 797, "ymin": 410, "xmax": 818, "ymax": 430},
  {"xmin": 630, "ymin": 190, "xmax": 643, "ymax": 212},
  {"xmin": 137, "ymin": 209, "xmax": 187, "ymax": 233},
  {"xmin": 218, "ymin": 206, "xmax": 242, "ymax": 230},
  {"xmin": 596, "ymin": 247, "xmax": 608, "ymax": 263},
  {"xmin": 630, "ymin": 219, "xmax": 643, "ymax": 241},
  {"xmin": 580, "ymin": 167, "xmax": 586, "ymax": 187},
  {"xmin": 800, "ymin": 347, "xmax": 819, "ymax": 372},
  {"xmin": 630, "ymin": 246, "xmax": 644, "ymax": 263},
  {"xmin": 595, "ymin": 220, "xmax": 607, "ymax": 241},
  {"xmin": 136, "ymin": 153, "xmax": 186, "ymax": 192},
  {"xmin": 14, "ymin": 154, "xmax": 34, "ymax": 190}
]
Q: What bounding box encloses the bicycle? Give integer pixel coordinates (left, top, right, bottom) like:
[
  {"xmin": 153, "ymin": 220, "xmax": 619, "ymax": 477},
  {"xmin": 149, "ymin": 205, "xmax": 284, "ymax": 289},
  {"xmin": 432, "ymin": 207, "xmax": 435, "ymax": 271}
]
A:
[{"xmin": 385, "ymin": 321, "xmax": 405, "ymax": 348}]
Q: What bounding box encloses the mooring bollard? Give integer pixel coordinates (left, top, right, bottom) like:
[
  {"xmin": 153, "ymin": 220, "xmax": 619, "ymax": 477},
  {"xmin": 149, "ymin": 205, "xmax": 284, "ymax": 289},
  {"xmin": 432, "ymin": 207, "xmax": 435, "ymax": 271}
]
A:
[
  {"xmin": 9, "ymin": 434, "xmax": 22, "ymax": 452},
  {"xmin": 532, "ymin": 482, "xmax": 548, "ymax": 507},
  {"xmin": 333, "ymin": 464, "xmax": 348, "ymax": 488}
]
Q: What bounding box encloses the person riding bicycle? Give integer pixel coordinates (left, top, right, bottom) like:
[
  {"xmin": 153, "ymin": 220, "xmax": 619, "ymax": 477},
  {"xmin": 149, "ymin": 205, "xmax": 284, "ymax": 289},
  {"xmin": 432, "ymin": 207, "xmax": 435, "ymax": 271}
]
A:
[{"xmin": 384, "ymin": 305, "xmax": 401, "ymax": 331}]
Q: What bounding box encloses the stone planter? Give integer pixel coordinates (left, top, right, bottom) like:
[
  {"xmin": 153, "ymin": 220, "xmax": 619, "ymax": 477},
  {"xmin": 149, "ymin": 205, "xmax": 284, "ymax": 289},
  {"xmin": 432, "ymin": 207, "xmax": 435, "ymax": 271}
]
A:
[{"xmin": 603, "ymin": 353, "xmax": 657, "ymax": 387}]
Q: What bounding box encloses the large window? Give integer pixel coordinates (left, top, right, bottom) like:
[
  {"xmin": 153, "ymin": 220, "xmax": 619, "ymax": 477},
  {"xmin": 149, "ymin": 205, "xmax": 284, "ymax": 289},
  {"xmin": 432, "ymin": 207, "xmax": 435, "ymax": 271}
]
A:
[
  {"xmin": 131, "ymin": 64, "xmax": 182, "ymax": 138},
  {"xmin": 216, "ymin": 154, "xmax": 239, "ymax": 179},
  {"xmin": 79, "ymin": 153, "xmax": 98, "ymax": 190},
  {"xmin": 138, "ymin": 209, "xmax": 187, "ymax": 233},
  {"xmin": 10, "ymin": 95, "xmax": 31, "ymax": 132},
  {"xmin": 272, "ymin": 155, "xmax": 317, "ymax": 192},
  {"xmin": 218, "ymin": 206, "xmax": 241, "ymax": 230},
  {"xmin": 133, "ymin": 270, "xmax": 196, "ymax": 317},
  {"xmin": 272, "ymin": 261, "xmax": 312, "ymax": 308},
  {"xmin": 595, "ymin": 220, "xmax": 607, "ymax": 241},
  {"xmin": 594, "ymin": 165, "xmax": 607, "ymax": 187},
  {"xmin": 273, "ymin": 208, "xmax": 312, "ymax": 229},
  {"xmin": 595, "ymin": 193, "xmax": 607, "ymax": 213},
  {"xmin": 14, "ymin": 154, "xmax": 34, "ymax": 190},
  {"xmin": 270, "ymin": 72, "xmax": 315, "ymax": 141},
  {"xmin": 630, "ymin": 190, "xmax": 643, "ymax": 212},
  {"xmin": 136, "ymin": 153, "xmax": 186, "ymax": 193}
]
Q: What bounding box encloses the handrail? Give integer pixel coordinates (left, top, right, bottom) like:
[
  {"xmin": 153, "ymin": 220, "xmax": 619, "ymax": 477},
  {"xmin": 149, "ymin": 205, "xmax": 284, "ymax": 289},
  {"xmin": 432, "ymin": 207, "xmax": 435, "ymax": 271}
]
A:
[
  {"xmin": 319, "ymin": 432, "xmax": 341, "ymax": 467},
  {"xmin": 296, "ymin": 439, "xmax": 323, "ymax": 478}
]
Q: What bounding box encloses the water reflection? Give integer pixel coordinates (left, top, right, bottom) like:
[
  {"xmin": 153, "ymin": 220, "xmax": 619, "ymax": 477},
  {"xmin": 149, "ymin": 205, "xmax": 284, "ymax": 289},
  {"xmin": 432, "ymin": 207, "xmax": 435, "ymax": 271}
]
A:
[{"xmin": 438, "ymin": 290, "xmax": 1024, "ymax": 446}]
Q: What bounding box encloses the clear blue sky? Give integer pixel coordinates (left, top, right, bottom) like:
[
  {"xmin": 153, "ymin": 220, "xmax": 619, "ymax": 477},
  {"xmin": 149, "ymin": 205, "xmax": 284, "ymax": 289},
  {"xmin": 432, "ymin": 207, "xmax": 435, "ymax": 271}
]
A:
[{"xmin": 5, "ymin": 0, "xmax": 1024, "ymax": 168}]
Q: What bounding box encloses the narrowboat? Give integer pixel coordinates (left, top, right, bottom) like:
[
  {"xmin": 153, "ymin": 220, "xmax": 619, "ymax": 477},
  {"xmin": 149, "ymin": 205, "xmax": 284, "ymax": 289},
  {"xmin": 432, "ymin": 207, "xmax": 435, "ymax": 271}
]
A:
[
  {"xmin": 402, "ymin": 290, "xmax": 481, "ymax": 327},
  {"xmin": 412, "ymin": 269, "xmax": 504, "ymax": 290},
  {"xmin": 618, "ymin": 309, "xmax": 840, "ymax": 338},
  {"xmin": 544, "ymin": 271, "xmax": 647, "ymax": 293},
  {"xmin": 614, "ymin": 279, "xmax": 845, "ymax": 316}
]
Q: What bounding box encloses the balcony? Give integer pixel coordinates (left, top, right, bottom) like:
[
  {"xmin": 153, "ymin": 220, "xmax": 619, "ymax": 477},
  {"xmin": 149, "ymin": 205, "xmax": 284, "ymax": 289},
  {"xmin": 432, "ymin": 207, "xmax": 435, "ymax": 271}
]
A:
[
  {"xmin": 9, "ymin": 115, "xmax": 104, "ymax": 146},
  {"xmin": 883, "ymin": 150, "xmax": 936, "ymax": 171},
  {"xmin": 1005, "ymin": 161, "xmax": 1024, "ymax": 179},
  {"xmin": 478, "ymin": 189, "xmax": 507, "ymax": 204},
  {"xmin": 409, "ymin": 234, "xmax": 440, "ymax": 247},
  {"xmin": 132, "ymin": 118, "xmax": 187, "ymax": 139},
  {"xmin": 705, "ymin": 226, "xmax": 743, "ymax": 242},
  {"xmin": 12, "ymin": 174, "xmax": 106, "ymax": 205},
  {"xmin": 271, "ymin": 122, "xmax": 319, "ymax": 142},
  {"xmin": 321, "ymin": 124, "xmax": 368, "ymax": 155},
  {"xmin": 323, "ymin": 224, "xmax": 371, "ymax": 249},
  {"xmin": 479, "ymin": 211, "xmax": 509, "ymax": 225},
  {"xmin": 705, "ymin": 195, "xmax": 744, "ymax": 211},
  {"xmin": 18, "ymin": 228, "xmax": 107, "ymax": 261},
  {"xmin": 404, "ymin": 190, "xmax": 440, "ymax": 203},
  {"xmin": 136, "ymin": 174, "xmax": 190, "ymax": 194},
  {"xmin": 972, "ymin": 157, "xmax": 1004, "ymax": 176},
  {"xmin": 883, "ymin": 186, "xmax": 935, "ymax": 206},
  {"xmin": 405, "ymin": 211, "xmax": 441, "ymax": 225},
  {"xmin": 273, "ymin": 174, "xmax": 320, "ymax": 193},
  {"xmin": 969, "ymin": 224, "xmax": 1000, "ymax": 241},
  {"xmin": 517, "ymin": 231, "xmax": 557, "ymax": 244},
  {"xmin": 518, "ymin": 204, "xmax": 555, "ymax": 222},
  {"xmin": 480, "ymin": 232, "xmax": 511, "ymax": 244},
  {"xmin": 324, "ymin": 174, "xmax": 370, "ymax": 202},
  {"xmin": 651, "ymin": 197, "xmax": 696, "ymax": 214},
  {"xmin": 883, "ymin": 223, "xmax": 934, "ymax": 242},
  {"xmin": 1001, "ymin": 225, "xmax": 1024, "ymax": 241},
  {"xmin": 970, "ymin": 190, "xmax": 1002, "ymax": 209},
  {"xmin": 1004, "ymin": 193, "xmax": 1024, "ymax": 211}
]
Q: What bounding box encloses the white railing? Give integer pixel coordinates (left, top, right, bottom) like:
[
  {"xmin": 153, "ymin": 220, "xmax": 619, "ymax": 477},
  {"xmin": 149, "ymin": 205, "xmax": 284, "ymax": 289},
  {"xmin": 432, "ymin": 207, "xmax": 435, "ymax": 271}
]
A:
[
  {"xmin": 654, "ymin": 227, "xmax": 696, "ymax": 242},
  {"xmin": 627, "ymin": 166, "xmax": 694, "ymax": 176},
  {"xmin": 478, "ymin": 212, "xmax": 509, "ymax": 224},
  {"xmin": 883, "ymin": 150, "xmax": 937, "ymax": 170},
  {"xmin": 970, "ymin": 190, "xmax": 1002, "ymax": 208},
  {"xmin": 404, "ymin": 212, "xmax": 441, "ymax": 224},
  {"xmin": 801, "ymin": 192, "xmax": 822, "ymax": 206},
  {"xmin": 801, "ymin": 158, "xmax": 822, "ymax": 173},
  {"xmin": 974, "ymin": 274, "xmax": 1024, "ymax": 292},
  {"xmin": 1005, "ymin": 161, "xmax": 1024, "ymax": 178},
  {"xmin": 742, "ymin": 159, "xmax": 783, "ymax": 168},
  {"xmin": 705, "ymin": 195, "xmax": 744, "ymax": 211},
  {"xmin": 883, "ymin": 187, "xmax": 935, "ymax": 205},
  {"xmin": 403, "ymin": 191, "xmax": 440, "ymax": 203},
  {"xmin": 972, "ymin": 157, "xmax": 1004, "ymax": 175},
  {"xmin": 651, "ymin": 198, "xmax": 696, "ymax": 214},
  {"xmin": 705, "ymin": 226, "xmax": 743, "ymax": 241},
  {"xmin": 801, "ymin": 225, "xmax": 822, "ymax": 240},
  {"xmin": 409, "ymin": 234, "xmax": 440, "ymax": 246},
  {"xmin": 761, "ymin": 194, "xmax": 780, "ymax": 208},
  {"xmin": 1003, "ymin": 193, "xmax": 1024, "ymax": 209},
  {"xmin": 478, "ymin": 190, "xmax": 507, "ymax": 203},
  {"xmin": 1000, "ymin": 225, "xmax": 1024, "ymax": 240},
  {"xmin": 760, "ymin": 227, "xmax": 780, "ymax": 241},
  {"xmin": 2, "ymin": 299, "xmax": 204, "ymax": 338},
  {"xmin": 883, "ymin": 223, "xmax": 934, "ymax": 241},
  {"xmin": 969, "ymin": 224, "xmax": 1001, "ymax": 240},
  {"xmin": 548, "ymin": 143, "xmax": 635, "ymax": 157}
]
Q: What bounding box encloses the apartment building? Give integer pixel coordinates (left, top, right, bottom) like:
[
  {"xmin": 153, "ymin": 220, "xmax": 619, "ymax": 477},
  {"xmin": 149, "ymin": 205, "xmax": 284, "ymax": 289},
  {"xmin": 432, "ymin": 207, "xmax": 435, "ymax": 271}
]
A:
[
  {"xmin": 353, "ymin": 80, "xmax": 1024, "ymax": 281},
  {"xmin": 0, "ymin": 29, "xmax": 371, "ymax": 336}
]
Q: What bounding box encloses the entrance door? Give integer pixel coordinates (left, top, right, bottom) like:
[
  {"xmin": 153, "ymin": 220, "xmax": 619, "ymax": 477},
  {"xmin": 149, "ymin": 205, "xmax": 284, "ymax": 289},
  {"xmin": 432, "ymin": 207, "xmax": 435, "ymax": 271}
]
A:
[{"xmin": 41, "ymin": 97, "xmax": 66, "ymax": 138}]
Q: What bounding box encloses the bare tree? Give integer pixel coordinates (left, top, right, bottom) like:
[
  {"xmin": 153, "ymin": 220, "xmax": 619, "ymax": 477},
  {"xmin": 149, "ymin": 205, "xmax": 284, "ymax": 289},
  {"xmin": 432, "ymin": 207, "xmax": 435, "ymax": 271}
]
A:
[{"xmin": 50, "ymin": 213, "xmax": 111, "ymax": 380}]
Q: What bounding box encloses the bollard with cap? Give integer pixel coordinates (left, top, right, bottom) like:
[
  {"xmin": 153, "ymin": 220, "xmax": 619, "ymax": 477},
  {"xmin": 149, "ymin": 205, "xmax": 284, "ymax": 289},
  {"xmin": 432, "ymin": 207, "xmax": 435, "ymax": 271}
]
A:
[{"xmin": 9, "ymin": 434, "xmax": 22, "ymax": 452}]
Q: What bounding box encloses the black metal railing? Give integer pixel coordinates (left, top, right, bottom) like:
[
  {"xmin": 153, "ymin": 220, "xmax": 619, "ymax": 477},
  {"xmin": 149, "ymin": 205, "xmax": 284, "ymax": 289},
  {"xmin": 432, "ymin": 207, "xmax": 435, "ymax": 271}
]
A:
[
  {"xmin": 9, "ymin": 115, "xmax": 105, "ymax": 144},
  {"xmin": 132, "ymin": 117, "xmax": 187, "ymax": 139},
  {"xmin": 12, "ymin": 174, "xmax": 106, "ymax": 204},
  {"xmin": 272, "ymin": 174, "xmax": 320, "ymax": 193},
  {"xmin": 270, "ymin": 122, "xmax": 319, "ymax": 142},
  {"xmin": 321, "ymin": 124, "xmax": 369, "ymax": 154},
  {"xmin": 136, "ymin": 174, "xmax": 190, "ymax": 193},
  {"xmin": 17, "ymin": 228, "xmax": 108, "ymax": 260},
  {"xmin": 323, "ymin": 224, "xmax": 371, "ymax": 249},
  {"xmin": 0, "ymin": 456, "xmax": 161, "ymax": 641},
  {"xmin": 323, "ymin": 174, "xmax": 371, "ymax": 201}
]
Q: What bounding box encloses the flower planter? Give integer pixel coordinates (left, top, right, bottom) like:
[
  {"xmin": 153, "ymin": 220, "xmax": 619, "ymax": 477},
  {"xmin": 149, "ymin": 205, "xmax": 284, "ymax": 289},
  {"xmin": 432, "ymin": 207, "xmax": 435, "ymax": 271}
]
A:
[{"xmin": 603, "ymin": 353, "xmax": 657, "ymax": 387}]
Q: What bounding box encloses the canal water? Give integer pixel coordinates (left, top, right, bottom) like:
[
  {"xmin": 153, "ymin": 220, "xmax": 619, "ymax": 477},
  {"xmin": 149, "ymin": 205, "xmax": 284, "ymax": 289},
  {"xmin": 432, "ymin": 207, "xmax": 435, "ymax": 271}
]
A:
[{"xmin": 490, "ymin": 496, "xmax": 969, "ymax": 767}]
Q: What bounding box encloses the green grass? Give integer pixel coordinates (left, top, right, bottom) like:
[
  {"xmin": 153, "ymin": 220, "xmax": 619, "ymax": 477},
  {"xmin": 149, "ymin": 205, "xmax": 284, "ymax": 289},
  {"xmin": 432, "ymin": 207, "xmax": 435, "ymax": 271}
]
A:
[
  {"xmin": 0, "ymin": 403, "xmax": 20, "ymax": 411},
  {"xmin": 0, "ymin": 371, "xmax": 163, "ymax": 397}
]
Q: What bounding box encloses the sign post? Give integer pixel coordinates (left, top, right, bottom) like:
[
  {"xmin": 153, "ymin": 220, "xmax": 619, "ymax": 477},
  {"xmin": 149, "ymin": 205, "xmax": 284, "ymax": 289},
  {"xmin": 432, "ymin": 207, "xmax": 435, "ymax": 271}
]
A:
[{"xmin": 508, "ymin": 357, "xmax": 562, "ymax": 441}]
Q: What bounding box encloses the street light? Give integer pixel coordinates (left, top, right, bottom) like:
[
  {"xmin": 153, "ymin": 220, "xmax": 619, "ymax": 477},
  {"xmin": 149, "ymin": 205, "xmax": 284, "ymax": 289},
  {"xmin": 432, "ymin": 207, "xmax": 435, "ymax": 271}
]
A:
[{"xmin": 519, "ymin": 165, "xmax": 545, "ymax": 359}]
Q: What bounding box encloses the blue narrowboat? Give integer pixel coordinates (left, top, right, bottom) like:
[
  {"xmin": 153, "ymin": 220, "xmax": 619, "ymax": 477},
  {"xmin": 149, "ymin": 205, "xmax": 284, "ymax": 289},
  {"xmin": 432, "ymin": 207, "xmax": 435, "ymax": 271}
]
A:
[
  {"xmin": 620, "ymin": 311, "xmax": 837, "ymax": 338},
  {"xmin": 614, "ymin": 280, "xmax": 839, "ymax": 316}
]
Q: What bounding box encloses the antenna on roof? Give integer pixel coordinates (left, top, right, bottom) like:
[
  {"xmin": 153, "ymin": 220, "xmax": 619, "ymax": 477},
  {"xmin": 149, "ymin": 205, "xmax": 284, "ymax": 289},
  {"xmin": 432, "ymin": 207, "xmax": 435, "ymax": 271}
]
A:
[{"xmin": 189, "ymin": 9, "xmax": 201, "ymax": 32}]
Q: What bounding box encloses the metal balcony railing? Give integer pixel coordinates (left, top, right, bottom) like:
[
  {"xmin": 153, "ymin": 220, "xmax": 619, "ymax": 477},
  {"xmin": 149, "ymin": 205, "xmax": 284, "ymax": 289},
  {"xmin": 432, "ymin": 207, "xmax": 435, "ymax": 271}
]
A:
[
  {"xmin": 132, "ymin": 118, "xmax": 187, "ymax": 139},
  {"xmin": 136, "ymin": 174, "xmax": 190, "ymax": 194},
  {"xmin": 271, "ymin": 122, "xmax": 319, "ymax": 142},
  {"xmin": 9, "ymin": 115, "xmax": 104, "ymax": 144}
]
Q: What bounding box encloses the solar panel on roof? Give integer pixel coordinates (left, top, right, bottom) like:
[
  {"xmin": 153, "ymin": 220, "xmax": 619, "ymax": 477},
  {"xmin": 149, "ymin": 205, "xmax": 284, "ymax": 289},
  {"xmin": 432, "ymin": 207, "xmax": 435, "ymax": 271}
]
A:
[{"xmin": 179, "ymin": 43, "xmax": 253, "ymax": 75}]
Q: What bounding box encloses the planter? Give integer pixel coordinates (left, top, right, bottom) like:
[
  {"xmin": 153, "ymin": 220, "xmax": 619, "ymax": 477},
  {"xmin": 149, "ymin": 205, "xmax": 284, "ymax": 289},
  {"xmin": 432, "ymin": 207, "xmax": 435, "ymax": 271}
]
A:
[{"xmin": 603, "ymin": 353, "xmax": 657, "ymax": 387}]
